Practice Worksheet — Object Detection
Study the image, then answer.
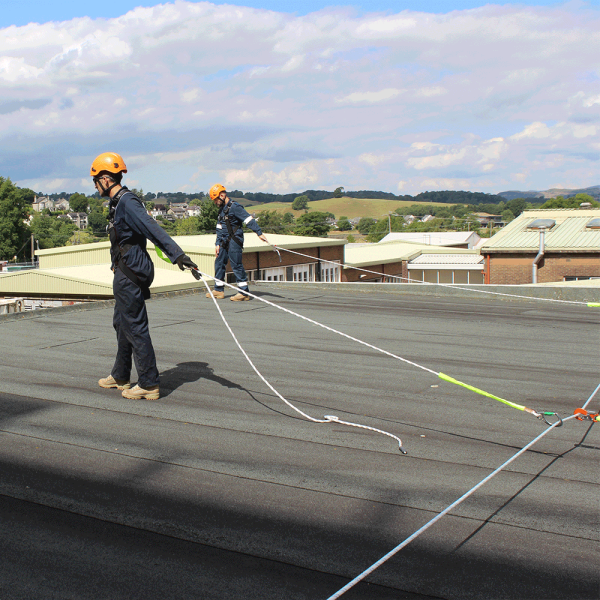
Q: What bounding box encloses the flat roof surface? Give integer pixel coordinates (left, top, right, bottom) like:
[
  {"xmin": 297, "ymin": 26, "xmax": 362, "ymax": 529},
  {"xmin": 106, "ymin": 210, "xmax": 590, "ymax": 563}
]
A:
[{"xmin": 1, "ymin": 285, "xmax": 598, "ymax": 599}]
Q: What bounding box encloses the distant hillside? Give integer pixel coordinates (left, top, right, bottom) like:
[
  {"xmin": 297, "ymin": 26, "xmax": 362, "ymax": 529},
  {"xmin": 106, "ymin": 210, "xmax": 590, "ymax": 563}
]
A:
[
  {"xmin": 230, "ymin": 189, "xmax": 505, "ymax": 205},
  {"xmin": 250, "ymin": 197, "xmax": 453, "ymax": 220},
  {"xmin": 498, "ymin": 185, "xmax": 600, "ymax": 201}
]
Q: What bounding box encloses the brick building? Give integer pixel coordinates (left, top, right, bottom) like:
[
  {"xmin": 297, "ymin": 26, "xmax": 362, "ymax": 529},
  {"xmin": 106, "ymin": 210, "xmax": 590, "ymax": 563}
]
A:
[
  {"xmin": 343, "ymin": 241, "xmax": 483, "ymax": 283},
  {"xmin": 480, "ymin": 208, "xmax": 600, "ymax": 284}
]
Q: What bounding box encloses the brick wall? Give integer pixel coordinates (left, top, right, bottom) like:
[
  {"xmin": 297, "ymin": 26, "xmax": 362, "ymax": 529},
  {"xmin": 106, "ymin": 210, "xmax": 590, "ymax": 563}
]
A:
[
  {"xmin": 487, "ymin": 252, "xmax": 600, "ymax": 284},
  {"xmin": 228, "ymin": 244, "xmax": 344, "ymax": 277}
]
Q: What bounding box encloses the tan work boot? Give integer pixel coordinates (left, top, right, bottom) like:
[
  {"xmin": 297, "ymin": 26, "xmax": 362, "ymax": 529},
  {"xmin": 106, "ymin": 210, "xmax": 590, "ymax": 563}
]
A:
[
  {"xmin": 206, "ymin": 290, "xmax": 225, "ymax": 299},
  {"xmin": 230, "ymin": 292, "xmax": 250, "ymax": 302},
  {"xmin": 98, "ymin": 375, "xmax": 131, "ymax": 390},
  {"xmin": 121, "ymin": 384, "xmax": 160, "ymax": 400}
]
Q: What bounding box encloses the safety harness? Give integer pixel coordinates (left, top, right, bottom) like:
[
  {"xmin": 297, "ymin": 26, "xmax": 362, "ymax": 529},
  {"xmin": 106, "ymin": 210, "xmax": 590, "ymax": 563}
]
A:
[
  {"xmin": 222, "ymin": 202, "xmax": 242, "ymax": 248},
  {"xmin": 108, "ymin": 188, "xmax": 151, "ymax": 299}
]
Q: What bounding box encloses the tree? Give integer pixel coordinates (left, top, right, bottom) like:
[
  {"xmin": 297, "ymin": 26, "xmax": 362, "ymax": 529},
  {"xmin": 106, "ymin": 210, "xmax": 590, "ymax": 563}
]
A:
[
  {"xmin": 30, "ymin": 214, "xmax": 77, "ymax": 249},
  {"xmin": 501, "ymin": 209, "xmax": 515, "ymax": 224},
  {"xmin": 18, "ymin": 187, "xmax": 36, "ymax": 205},
  {"xmin": 333, "ymin": 186, "xmax": 344, "ymax": 198},
  {"xmin": 69, "ymin": 193, "xmax": 89, "ymax": 213},
  {"xmin": 357, "ymin": 217, "xmax": 376, "ymax": 235},
  {"xmin": 256, "ymin": 210, "xmax": 291, "ymax": 234},
  {"xmin": 0, "ymin": 176, "xmax": 30, "ymax": 261},
  {"xmin": 292, "ymin": 195, "xmax": 309, "ymax": 211},
  {"xmin": 294, "ymin": 211, "xmax": 331, "ymax": 237},
  {"xmin": 146, "ymin": 201, "xmax": 155, "ymax": 210},
  {"xmin": 337, "ymin": 217, "xmax": 352, "ymax": 231},
  {"xmin": 282, "ymin": 212, "xmax": 295, "ymax": 224},
  {"xmin": 506, "ymin": 198, "xmax": 528, "ymax": 217},
  {"xmin": 540, "ymin": 193, "xmax": 599, "ymax": 209},
  {"xmin": 88, "ymin": 210, "xmax": 108, "ymax": 235},
  {"xmin": 176, "ymin": 216, "xmax": 200, "ymax": 236},
  {"xmin": 197, "ymin": 199, "xmax": 218, "ymax": 233}
]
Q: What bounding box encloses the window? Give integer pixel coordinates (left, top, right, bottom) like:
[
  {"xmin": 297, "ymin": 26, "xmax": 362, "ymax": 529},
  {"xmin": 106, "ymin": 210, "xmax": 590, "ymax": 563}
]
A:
[{"xmin": 564, "ymin": 276, "xmax": 600, "ymax": 281}]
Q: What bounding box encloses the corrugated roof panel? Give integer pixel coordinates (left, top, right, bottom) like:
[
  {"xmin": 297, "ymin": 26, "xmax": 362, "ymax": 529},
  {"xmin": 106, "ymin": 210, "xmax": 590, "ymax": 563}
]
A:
[
  {"xmin": 481, "ymin": 209, "xmax": 600, "ymax": 251},
  {"xmin": 409, "ymin": 254, "xmax": 484, "ymax": 265},
  {"xmin": 345, "ymin": 242, "xmax": 477, "ymax": 267}
]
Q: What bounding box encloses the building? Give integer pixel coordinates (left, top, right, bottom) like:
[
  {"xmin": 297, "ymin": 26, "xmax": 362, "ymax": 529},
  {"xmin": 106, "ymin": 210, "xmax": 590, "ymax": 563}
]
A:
[
  {"xmin": 65, "ymin": 212, "xmax": 89, "ymax": 229},
  {"xmin": 343, "ymin": 240, "xmax": 484, "ymax": 284},
  {"xmin": 0, "ymin": 235, "xmax": 345, "ymax": 301},
  {"xmin": 479, "ymin": 208, "xmax": 600, "ymax": 284},
  {"xmin": 378, "ymin": 231, "xmax": 482, "ymax": 249}
]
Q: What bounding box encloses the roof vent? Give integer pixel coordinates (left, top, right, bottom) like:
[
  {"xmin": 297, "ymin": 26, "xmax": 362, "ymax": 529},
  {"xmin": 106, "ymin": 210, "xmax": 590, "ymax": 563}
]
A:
[
  {"xmin": 586, "ymin": 218, "xmax": 600, "ymax": 229},
  {"xmin": 527, "ymin": 218, "xmax": 556, "ymax": 230},
  {"xmin": 580, "ymin": 202, "xmax": 593, "ymax": 209}
]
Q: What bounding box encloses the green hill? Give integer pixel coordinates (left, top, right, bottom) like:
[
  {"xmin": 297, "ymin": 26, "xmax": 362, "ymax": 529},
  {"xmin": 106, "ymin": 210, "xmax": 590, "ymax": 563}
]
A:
[{"xmin": 249, "ymin": 196, "xmax": 453, "ymax": 220}]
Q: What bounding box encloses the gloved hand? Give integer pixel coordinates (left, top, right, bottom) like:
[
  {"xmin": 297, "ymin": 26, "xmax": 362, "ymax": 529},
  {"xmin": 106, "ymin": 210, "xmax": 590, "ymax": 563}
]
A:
[{"xmin": 176, "ymin": 254, "xmax": 198, "ymax": 271}]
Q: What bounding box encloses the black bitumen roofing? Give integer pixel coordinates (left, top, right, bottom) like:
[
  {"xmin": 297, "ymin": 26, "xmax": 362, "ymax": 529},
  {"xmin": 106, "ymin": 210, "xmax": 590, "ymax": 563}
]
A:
[{"xmin": 1, "ymin": 284, "xmax": 598, "ymax": 600}]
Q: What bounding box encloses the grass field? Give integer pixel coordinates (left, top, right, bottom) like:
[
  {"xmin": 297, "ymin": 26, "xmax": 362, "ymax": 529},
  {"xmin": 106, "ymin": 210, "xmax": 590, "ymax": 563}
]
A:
[{"xmin": 238, "ymin": 196, "xmax": 453, "ymax": 220}]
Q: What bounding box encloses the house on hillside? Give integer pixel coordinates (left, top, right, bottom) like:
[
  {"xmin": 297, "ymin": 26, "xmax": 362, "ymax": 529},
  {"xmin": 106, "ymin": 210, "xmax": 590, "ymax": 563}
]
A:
[
  {"xmin": 479, "ymin": 208, "xmax": 600, "ymax": 284},
  {"xmin": 65, "ymin": 213, "xmax": 88, "ymax": 229},
  {"xmin": 167, "ymin": 206, "xmax": 186, "ymax": 220},
  {"xmin": 473, "ymin": 212, "xmax": 502, "ymax": 226}
]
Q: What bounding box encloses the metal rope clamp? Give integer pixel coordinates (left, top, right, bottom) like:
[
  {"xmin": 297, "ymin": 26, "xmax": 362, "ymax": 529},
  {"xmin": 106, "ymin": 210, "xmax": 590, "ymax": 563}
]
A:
[{"xmin": 574, "ymin": 408, "xmax": 600, "ymax": 422}]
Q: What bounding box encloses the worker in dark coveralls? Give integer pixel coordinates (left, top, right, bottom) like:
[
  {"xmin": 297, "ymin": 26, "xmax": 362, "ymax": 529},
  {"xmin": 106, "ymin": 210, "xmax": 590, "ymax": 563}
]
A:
[
  {"xmin": 208, "ymin": 183, "xmax": 269, "ymax": 301},
  {"xmin": 92, "ymin": 152, "xmax": 197, "ymax": 400}
]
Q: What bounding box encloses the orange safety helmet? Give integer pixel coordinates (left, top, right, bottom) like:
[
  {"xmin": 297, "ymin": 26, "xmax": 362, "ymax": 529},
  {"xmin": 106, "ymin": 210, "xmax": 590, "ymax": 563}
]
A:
[
  {"xmin": 90, "ymin": 152, "xmax": 128, "ymax": 177},
  {"xmin": 209, "ymin": 183, "xmax": 226, "ymax": 201}
]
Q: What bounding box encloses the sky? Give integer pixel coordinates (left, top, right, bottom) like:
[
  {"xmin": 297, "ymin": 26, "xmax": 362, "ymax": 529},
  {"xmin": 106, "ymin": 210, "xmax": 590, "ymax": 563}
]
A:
[{"xmin": 1, "ymin": 0, "xmax": 599, "ymax": 196}]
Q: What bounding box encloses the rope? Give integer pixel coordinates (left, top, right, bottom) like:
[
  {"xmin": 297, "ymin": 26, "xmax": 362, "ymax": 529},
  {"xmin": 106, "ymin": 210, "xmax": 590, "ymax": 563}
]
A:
[
  {"xmin": 199, "ymin": 269, "xmax": 554, "ymax": 423},
  {"xmin": 326, "ymin": 415, "xmax": 575, "ymax": 600},
  {"xmin": 156, "ymin": 249, "xmax": 564, "ymax": 429},
  {"xmin": 273, "ymin": 245, "xmax": 594, "ymax": 307},
  {"xmin": 199, "ymin": 272, "xmax": 407, "ymax": 453}
]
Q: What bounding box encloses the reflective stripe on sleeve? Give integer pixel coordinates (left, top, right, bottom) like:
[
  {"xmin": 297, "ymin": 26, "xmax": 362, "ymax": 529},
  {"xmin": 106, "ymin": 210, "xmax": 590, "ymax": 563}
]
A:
[
  {"xmin": 216, "ymin": 223, "xmax": 223, "ymax": 229},
  {"xmin": 243, "ymin": 216, "xmax": 253, "ymax": 225}
]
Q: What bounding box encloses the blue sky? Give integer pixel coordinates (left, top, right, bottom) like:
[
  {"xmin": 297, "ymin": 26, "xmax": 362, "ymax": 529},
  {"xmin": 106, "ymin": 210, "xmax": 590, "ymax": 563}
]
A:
[{"xmin": 1, "ymin": 1, "xmax": 599, "ymax": 195}]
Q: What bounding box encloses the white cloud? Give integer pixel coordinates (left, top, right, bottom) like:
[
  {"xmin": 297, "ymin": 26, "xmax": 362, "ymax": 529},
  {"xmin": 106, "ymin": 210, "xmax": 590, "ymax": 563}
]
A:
[
  {"xmin": 1, "ymin": 1, "xmax": 599, "ymax": 195},
  {"xmin": 337, "ymin": 88, "xmax": 404, "ymax": 104}
]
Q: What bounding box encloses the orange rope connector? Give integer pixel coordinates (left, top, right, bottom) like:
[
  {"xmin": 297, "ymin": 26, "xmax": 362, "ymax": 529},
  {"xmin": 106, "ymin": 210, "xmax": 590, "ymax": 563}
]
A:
[{"xmin": 574, "ymin": 408, "xmax": 600, "ymax": 422}]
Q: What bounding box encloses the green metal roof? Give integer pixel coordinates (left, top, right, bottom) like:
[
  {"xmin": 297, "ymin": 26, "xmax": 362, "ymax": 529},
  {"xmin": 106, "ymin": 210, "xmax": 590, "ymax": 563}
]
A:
[{"xmin": 480, "ymin": 209, "xmax": 600, "ymax": 253}]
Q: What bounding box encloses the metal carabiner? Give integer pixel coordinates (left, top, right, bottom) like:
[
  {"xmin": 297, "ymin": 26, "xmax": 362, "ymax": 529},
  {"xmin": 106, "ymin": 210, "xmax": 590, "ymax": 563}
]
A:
[{"xmin": 536, "ymin": 411, "xmax": 563, "ymax": 427}]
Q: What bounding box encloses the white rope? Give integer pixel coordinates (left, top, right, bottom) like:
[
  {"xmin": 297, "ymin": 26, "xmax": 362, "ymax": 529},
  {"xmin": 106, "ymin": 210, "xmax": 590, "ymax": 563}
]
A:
[
  {"xmin": 200, "ymin": 270, "xmax": 438, "ymax": 377},
  {"xmin": 325, "ymin": 415, "xmax": 576, "ymax": 599},
  {"xmin": 199, "ymin": 274, "xmax": 406, "ymax": 452},
  {"xmin": 581, "ymin": 380, "xmax": 600, "ymax": 410},
  {"xmin": 274, "ymin": 246, "xmax": 591, "ymax": 306}
]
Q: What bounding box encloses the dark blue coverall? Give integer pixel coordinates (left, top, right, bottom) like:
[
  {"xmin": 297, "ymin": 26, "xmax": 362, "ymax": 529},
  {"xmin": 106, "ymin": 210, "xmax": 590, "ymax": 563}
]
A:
[
  {"xmin": 110, "ymin": 189, "xmax": 184, "ymax": 389},
  {"xmin": 214, "ymin": 200, "xmax": 263, "ymax": 297}
]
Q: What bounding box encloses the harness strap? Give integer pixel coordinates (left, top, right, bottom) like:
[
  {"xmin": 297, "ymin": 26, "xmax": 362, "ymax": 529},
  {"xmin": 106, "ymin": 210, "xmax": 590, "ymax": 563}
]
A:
[
  {"xmin": 108, "ymin": 189, "xmax": 151, "ymax": 299},
  {"xmin": 223, "ymin": 203, "xmax": 243, "ymax": 248}
]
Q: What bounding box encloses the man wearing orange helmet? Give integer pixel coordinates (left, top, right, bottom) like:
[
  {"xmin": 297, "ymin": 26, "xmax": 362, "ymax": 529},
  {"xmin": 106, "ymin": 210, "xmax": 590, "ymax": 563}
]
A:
[
  {"xmin": 208, "ymin": 183, "xmax": 268, "ymax": 301},
  {"xmin": 92, "ymin": 152, "xmax": 198, "ymax": 401}
]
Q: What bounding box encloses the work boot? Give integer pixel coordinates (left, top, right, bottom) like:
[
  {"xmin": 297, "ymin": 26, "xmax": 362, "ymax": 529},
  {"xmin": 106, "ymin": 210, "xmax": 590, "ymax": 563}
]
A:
[
  {"xmin": 230, "ymin": 292, "xmax": 250, "ymax": 302},
  {"xmin": 121, "ymin": 384, "xmax": 160, "ymax": 401},
  {"xmin": 98, "ymin": 375, "xmax": 131, "ymax": 390},
  {"xmin": 206, "ymin": 290, "xmax": 225, "ymax": 299}
]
